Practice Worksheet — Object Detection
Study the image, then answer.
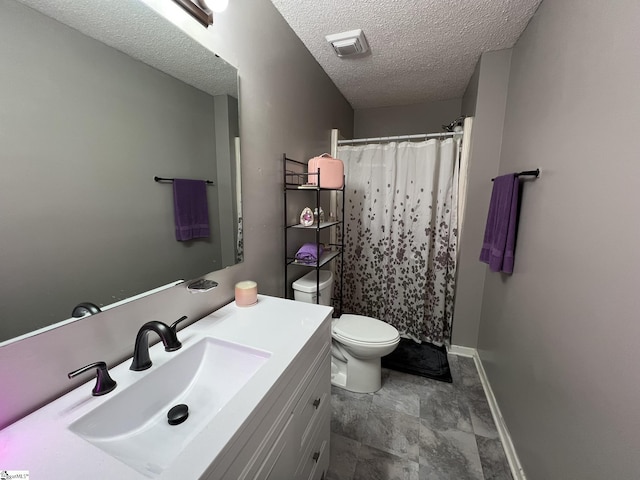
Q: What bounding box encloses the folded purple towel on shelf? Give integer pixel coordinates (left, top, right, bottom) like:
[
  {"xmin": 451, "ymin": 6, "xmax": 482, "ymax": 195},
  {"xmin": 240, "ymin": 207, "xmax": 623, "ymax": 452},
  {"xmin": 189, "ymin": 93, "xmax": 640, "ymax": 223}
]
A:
[{"xmin": 295, "ymin": 243, "xmax": 324, "ymax": 264}]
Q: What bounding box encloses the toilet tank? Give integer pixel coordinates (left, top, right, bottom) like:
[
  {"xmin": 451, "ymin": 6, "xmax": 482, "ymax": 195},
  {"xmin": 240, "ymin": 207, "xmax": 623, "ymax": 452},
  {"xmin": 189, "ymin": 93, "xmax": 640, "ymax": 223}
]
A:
[{"xmin": 292, "ymin": 270, "xmax": 333, "ymax": 306}]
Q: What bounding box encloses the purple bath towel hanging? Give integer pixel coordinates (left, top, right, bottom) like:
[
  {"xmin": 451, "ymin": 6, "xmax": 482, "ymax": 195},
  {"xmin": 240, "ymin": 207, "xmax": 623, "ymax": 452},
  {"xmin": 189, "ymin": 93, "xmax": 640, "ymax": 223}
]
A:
[
  {"xmin": 480, "ymin": 174, "xmax": 519, "ymax": 274},
  {"xmin": 173, "ymin": 179, "xmax": 210, "ymax": 241}
]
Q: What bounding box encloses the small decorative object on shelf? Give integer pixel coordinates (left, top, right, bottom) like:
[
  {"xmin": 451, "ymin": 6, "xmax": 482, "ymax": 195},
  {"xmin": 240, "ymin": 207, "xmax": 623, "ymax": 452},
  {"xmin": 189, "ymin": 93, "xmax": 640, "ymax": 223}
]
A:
[
  {"xmin": 307, "ymin": 153, "xmax": 345, "ymax": 189},
  {"xmin": 313, "ymin": 207, "xmax": 325, "ymax": 224},
  {"xmin": 300, "ymin": 207, "xmax": 314, "ymax": 226}
]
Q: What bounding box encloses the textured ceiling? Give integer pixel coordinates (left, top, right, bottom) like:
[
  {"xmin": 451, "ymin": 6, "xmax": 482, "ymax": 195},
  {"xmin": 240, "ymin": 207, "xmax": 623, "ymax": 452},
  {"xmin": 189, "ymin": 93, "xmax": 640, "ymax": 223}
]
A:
[
  {"xmin": 14, "ymin": 0, "xmax": 237, "ymax": 98},
  {"xmin": 270, "ymin": 0, "xmax": 542, "ymax": 109}
]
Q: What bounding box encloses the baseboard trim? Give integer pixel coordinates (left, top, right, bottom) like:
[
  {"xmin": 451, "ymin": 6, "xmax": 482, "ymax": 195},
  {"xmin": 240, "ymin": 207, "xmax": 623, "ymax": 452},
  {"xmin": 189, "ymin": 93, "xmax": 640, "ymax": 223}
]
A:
[
  {"xmin": 447, "ymin": 344, "xmax": 476, "ymax": 357},
  {"xmin": 449, "ymin": 344, "xmax": 527, "ymax": 480}
]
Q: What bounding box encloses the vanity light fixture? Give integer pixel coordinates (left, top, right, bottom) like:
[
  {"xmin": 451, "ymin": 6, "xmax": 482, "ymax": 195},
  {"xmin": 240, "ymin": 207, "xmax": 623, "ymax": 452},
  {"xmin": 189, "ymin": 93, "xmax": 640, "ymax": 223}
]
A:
[
  {"xmin": 172, "ymin": 0, "xmax": 227, "ymax": 27},
  {"xmin": 208, "ymin": 0, "xmax": 229, "ymax": 12}
]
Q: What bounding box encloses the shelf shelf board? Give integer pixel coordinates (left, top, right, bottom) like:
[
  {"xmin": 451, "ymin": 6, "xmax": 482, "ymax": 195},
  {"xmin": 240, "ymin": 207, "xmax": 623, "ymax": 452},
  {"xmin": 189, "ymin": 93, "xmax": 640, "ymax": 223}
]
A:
[
  {"xmin": 287, "ymin": 250, "xmax": 341, "ymax": 268},
  {"xmin": 284, "ymin": 183, "xmax": 344, "ymax": 192},
  {"xmin": 288, "ymin": 221, "xmax": 340, "ymax": 230}
]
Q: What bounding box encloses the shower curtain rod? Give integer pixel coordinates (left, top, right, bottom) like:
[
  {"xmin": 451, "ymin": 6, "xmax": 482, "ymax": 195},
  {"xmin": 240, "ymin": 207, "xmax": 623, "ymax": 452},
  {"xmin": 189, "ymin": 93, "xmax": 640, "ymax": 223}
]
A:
[{"xmin": 337, "ymin": 131, "xmax": 463, "ymax": 146}]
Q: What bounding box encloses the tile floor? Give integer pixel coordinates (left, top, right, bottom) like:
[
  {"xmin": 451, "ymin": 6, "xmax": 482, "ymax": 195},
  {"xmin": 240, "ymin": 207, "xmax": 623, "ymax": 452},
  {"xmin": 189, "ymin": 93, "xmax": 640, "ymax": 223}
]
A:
[{"xmin": 326, "ymin": 354, "xmax": 513, "ymax": 480}]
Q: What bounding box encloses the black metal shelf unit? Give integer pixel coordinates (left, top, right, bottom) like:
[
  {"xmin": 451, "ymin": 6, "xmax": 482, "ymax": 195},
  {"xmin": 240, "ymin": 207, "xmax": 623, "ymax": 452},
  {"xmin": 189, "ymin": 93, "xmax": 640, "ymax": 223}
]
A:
[{"xmin": 283, "ymin": 154, "xmax": 345, "ymax": 314}]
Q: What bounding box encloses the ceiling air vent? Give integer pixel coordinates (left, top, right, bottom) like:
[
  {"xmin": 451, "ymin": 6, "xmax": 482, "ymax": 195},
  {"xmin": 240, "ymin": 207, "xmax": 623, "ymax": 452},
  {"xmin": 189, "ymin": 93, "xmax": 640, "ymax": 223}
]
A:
[{"xmin": 325, "ymin": 29, "xmax": 369, "ymax": 58}]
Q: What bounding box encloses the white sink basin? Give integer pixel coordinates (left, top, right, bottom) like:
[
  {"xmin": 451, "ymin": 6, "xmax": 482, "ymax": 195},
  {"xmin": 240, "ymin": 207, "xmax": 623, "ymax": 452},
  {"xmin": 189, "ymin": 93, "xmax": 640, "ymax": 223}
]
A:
[{"xmin": 69, "ymin": 337, "xmax": 271, "ymax": 477}]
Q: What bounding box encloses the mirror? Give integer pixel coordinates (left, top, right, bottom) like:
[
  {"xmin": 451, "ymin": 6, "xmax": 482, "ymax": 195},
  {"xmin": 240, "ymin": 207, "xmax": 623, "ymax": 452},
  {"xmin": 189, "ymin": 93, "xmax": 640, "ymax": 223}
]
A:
[{"xmin": 0, "ymin": 0, "xmax": 241, "ymax": 342}]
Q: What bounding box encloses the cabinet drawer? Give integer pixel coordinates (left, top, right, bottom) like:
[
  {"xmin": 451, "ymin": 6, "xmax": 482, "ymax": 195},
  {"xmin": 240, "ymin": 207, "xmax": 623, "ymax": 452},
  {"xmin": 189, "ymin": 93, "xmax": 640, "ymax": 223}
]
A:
[
  {"xmin": 295, "ymin": 408, "xmax": 330, "ymax": 480},
  {"xmin": 293, "ymin": 350, "xmax": 331, "ymax": 453}
]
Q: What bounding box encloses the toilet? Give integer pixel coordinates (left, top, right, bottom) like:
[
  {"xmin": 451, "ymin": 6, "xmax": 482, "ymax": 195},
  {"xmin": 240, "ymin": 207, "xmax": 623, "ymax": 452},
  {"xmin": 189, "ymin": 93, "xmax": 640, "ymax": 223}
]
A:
[{"xmin": 292, "ymin": 271, "xmax": 400, "ymax": 393}]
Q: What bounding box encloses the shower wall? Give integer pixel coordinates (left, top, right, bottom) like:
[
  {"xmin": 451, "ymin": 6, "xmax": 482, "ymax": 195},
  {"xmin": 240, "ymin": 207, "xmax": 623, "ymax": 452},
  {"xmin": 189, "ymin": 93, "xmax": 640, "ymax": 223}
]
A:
[
  {"xmin": 354, "ymin": 98, "xmax": 462, "ymax": 138},
  {"xmin": 452, "ymin": 50, "xmax": 512, "ymax": 347}
]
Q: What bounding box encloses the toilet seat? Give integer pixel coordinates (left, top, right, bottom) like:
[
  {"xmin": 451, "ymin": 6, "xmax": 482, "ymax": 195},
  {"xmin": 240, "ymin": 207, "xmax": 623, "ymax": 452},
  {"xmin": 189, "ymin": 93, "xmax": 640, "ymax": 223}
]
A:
[
  {"xmin": 333, "ymin": 333, "xmax": 399, "ymax": 348},
  {"xmin": 333, "ymin": 314, "xmax": 400, "ymax": 345}
]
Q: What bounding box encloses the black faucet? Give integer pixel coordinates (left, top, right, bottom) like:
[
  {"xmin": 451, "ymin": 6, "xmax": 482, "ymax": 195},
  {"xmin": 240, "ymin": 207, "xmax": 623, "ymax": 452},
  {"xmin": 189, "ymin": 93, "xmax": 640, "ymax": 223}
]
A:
[
  {"xmin": 129, "ymin": 316, "xmax": 189, "ymax": 371},
  {"xmin": 71, "ymin": 302, "xmax": 102, "ymax": 318}
]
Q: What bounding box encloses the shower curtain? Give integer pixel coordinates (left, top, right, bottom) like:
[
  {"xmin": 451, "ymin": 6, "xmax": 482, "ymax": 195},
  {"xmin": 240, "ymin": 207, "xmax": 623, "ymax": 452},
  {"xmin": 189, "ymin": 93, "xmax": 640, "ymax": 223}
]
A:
[{"xmin": 337, "ymin": 139, "xmax": 458, "ymax": 345}]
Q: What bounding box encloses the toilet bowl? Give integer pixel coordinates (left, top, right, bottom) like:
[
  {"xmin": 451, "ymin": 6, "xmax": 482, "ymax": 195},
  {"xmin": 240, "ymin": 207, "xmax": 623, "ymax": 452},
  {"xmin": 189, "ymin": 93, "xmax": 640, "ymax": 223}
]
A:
[
  {"xmin": 330, "ymin": 314, "xmax": 400, "ymax": 393},
  {"xmin": 291, "ymin": 271, "xmax": 400, "ymax": 393}
]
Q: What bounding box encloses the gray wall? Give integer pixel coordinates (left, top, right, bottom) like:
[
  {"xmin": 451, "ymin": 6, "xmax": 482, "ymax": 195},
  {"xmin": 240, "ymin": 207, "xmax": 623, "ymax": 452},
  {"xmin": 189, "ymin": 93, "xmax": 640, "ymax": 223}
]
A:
[
  {"xmin": 214, "ymin": 94, "xmax": 240, "ymax": 268},
  {"xmin": 0, "ymin": 0, "xmax": 223, "ymax": 340},
  {"xmin": 354, "ymin": 98, "xmax": 462, "ymax": 138},
  {"xmin": 0, "ymin": 0, "xmax": 353, "ymax": 429},
  {"xmin": 477, "ymin": 0, "xmax": 640, "ymax": 478},
  {"xmin": 451, "ymin": 50, "xmax": 512, "ymax": 347},
  {"xmin": 461, "ymin": 60, "xmax": 480, "ymax": 117}
]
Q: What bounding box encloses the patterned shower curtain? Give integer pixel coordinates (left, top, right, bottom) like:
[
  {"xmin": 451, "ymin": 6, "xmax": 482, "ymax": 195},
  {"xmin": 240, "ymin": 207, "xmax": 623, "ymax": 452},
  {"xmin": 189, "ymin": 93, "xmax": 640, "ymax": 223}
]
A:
[{"xmin": 336, "ymin": 139, "xmax": 458, "ymax": 345}]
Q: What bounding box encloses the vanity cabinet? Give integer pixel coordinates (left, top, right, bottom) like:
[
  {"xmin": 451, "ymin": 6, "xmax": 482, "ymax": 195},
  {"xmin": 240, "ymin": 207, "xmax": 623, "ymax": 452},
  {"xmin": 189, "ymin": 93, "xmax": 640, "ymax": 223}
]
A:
[
  {"xmin": 0, "ymin": 296, "xmax": 332, "ymax": 479},
  {"xmin": 203, "ymin": 319, "xmax": 331, "ymax": 480}
]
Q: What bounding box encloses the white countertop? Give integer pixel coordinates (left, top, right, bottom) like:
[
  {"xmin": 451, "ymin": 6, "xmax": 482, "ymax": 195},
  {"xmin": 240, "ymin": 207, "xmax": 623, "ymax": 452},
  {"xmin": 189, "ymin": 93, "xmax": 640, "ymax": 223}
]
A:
[{"xmin": 0, "ymin": 295, "xmax": 333, "ymax": 479}]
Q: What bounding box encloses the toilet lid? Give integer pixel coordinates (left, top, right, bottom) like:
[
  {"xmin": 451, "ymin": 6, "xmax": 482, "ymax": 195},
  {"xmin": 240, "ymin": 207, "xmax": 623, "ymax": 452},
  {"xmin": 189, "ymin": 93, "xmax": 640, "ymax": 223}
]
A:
[{"xmin": 333, "ymin": 314, "xmax": 399, "ymax": 344}]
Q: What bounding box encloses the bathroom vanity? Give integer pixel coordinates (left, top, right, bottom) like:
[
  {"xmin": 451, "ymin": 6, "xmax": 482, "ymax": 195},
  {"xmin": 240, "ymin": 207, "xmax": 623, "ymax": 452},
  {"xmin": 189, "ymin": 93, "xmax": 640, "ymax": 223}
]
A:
[{"xmin": 0, "ymin": 296, "xmax": 332, "ymax": 479}]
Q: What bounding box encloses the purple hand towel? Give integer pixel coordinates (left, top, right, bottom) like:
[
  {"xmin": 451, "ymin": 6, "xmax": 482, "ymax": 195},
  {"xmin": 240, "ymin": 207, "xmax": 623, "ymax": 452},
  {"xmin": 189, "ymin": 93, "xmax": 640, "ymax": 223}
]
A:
[
  {"xmin": 295, "ymin": 243, "xmax": 324, "ymax": 265},
  {"xmin": 173, "ymin": 179, "xmax": 210, "ymax": 241},
  {"xmin": 479, "ymin": 174, "xmax": 519, "ymax": 274}
]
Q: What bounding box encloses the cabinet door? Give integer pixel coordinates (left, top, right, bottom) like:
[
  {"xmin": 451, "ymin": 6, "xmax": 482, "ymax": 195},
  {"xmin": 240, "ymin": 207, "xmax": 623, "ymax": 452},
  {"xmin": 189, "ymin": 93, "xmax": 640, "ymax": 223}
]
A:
[{"xmin": 253, "ymin": 415, "xmax": 296, "ymax": 480}]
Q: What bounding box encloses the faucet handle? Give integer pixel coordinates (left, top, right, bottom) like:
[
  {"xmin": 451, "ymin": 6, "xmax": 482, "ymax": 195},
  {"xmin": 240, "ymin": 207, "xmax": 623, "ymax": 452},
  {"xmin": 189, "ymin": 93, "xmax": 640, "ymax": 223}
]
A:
[
  {"xmin": 68, "ymin": 361, "xmax": 117, "ymax": 396},
  {"xmin": 170, "ymin": 315, "xmax": 189, "ymax": 334}
]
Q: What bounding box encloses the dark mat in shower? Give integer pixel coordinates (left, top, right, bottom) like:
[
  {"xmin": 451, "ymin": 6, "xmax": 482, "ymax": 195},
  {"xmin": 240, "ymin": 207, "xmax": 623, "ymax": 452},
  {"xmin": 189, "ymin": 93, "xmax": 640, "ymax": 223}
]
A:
[{"xmin": 381, "ymin": 338, "xmax": 452, "ymax": 383}]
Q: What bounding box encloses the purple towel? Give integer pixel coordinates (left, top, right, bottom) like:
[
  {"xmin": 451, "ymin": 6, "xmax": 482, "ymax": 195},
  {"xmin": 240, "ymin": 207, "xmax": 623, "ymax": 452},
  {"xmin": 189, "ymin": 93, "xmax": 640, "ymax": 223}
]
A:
[
  {"xmin": 173, "ymin": 179, "xmax": 210, "ymax": 241},
  {"xmin": 479, "ymin": 174, "xmax": 519, "ymax": 274},
  {"xmin": 295, "ymin": 243, "xmax": 324, "ymax": 264}
]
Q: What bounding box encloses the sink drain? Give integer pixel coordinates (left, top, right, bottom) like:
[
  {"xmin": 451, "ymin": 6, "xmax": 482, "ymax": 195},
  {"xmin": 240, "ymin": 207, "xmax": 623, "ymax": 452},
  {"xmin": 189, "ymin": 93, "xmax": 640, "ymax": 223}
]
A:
[{"xmin": 167, "ymin": 404, "xmax": 189, "ymax": 425}]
